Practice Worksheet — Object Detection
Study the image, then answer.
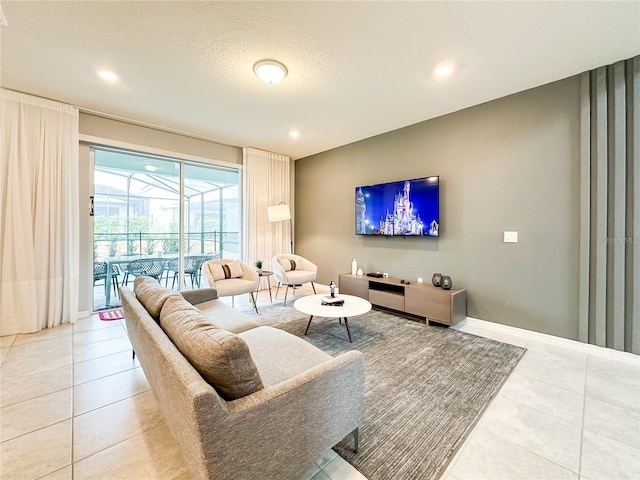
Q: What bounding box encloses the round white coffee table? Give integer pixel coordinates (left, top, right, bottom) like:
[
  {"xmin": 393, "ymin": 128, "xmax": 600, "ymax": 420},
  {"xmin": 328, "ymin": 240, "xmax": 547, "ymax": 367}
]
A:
[{"xmin": 293, "ymin": 294, "xmax": 372, "ymax": 343}]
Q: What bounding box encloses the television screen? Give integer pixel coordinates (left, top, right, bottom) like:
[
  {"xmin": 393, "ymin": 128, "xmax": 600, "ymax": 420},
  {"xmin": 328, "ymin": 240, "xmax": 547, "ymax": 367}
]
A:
[{"xmin": 355, "ymin": 176, "xmax": 439, "ymax": 237}]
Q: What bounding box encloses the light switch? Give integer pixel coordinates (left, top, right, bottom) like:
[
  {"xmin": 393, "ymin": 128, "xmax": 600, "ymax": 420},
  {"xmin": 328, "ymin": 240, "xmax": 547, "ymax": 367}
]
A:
[{"xmin": 504, "ymin": 231, "xmax": 518, "ymax": 243}]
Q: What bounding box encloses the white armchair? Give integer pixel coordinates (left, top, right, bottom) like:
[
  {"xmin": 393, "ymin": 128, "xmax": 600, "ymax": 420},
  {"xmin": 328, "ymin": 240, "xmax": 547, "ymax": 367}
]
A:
[
  {"xmin": 272, "ymin": 254, "xmax": 318, "ymax": 305},
  {"xmin": 202, "ymin": 259, "xmax": 258, "ymax": 312}
]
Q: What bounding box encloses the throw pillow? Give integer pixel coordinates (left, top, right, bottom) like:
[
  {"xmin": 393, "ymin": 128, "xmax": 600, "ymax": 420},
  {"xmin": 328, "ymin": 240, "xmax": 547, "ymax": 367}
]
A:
[
  {"xmin": 159, "ymin": 296, "xmax": 264, "ymax": 400},
  {"xmin": 278, "ymin": 258, "xmax": 298, "ymax": 272},
  {"xmin": 134, "ymin": 276, "xmax": 181, "ymax": 320},
  {"xmin": 207, "ymin": 260, "xmax": 244, "ymax": 282}
]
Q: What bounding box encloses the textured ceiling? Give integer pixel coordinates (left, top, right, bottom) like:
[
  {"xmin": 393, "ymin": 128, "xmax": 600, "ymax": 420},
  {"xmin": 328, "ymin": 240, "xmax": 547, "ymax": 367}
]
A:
[{"xmin": 1, "ymin": 1, "xmax": 639, "ymax": 160}]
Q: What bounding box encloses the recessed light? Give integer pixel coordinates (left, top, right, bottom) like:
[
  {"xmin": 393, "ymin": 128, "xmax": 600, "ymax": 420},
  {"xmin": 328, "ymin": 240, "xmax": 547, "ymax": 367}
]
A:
[
  {"xmin": 434, "ymin": 63, "xmax": 454, "ymax": 78},
  {"xmin": 144, "ymin": 165, "xmax": 157, "ymax": 172},
  {"xmin": 289, "ymin": 130, "xmax": 300, "ymax": 138},
  {"xmin": 98, "ymin": 69, "xmax": 119, "ymax": 82},
  {"xmin": 253, "ymin": 60, "xmax": 288, "ymax": 85}
]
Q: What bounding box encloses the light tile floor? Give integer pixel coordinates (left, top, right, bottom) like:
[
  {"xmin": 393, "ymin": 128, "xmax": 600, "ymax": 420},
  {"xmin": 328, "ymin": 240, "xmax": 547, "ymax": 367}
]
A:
[{"xmin": 1, "ymin": 285, "xmax": 639, "ymax": 480}]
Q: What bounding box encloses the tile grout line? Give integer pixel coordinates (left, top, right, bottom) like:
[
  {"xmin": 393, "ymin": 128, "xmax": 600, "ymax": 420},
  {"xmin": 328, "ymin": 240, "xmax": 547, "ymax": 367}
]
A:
[
  {"xmin": 482, "ymin": 427, "xmax": 581, "ymax": 477},
  {"xmin": 71, "ymin": 321, "xmax": 77, "ymax": 479},
  {"xmin": 577, "ymin": 353, "xmax": 589, "ymax": 479},
  {"xmin": 496, "ymin": 393, "xmax": 584, "ymax": 429}
]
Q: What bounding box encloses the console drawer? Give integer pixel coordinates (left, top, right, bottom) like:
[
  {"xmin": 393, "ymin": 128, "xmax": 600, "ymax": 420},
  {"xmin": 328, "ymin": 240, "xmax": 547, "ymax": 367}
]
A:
[{"xmin": 369, "ymin": 290, "xmax": 404, "ymax": 311}]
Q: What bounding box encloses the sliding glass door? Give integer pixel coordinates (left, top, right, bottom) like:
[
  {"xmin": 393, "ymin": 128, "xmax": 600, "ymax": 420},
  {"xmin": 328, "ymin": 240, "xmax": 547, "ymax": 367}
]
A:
[{"xmin": 92, "ymin": 147, "xmax": 240, "ymax": 311}]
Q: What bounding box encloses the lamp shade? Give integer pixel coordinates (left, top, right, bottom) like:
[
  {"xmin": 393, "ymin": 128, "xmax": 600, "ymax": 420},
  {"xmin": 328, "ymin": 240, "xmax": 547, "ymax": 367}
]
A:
[{"xmin": 267, "ymin": 204, "xmax": 291, "ymax": 222}]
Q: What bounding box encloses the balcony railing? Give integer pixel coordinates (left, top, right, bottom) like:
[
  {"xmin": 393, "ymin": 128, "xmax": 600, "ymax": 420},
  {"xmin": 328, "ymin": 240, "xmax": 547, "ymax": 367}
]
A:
[{"xmin": 93, "ymin": 230, "xmax": 239, "ymax": 261}]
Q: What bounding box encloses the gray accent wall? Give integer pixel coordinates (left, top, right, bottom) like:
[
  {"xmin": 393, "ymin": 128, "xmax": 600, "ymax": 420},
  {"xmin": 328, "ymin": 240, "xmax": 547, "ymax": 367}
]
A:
[{"xmin": 295, "ymin": 76, "xmax": 582, "ymax": 340}]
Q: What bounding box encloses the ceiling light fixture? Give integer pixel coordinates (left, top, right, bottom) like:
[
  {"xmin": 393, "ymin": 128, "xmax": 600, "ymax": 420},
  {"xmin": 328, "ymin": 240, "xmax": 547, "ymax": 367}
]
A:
[
  {"xmin": 253, "ymin": 60, "xmax": 288, "ymax": 85},
  {"xmin": 434, "ymin": 63, "xmax": 454, "ymax": 78},
  {"xmin": 289, "ymin": 130, "xmax": 300, "ymax": 138},
  {"xmin": 98, "ymin": 69, "xmax": 119, "ymax": 82},
  {"xmin": 144, "ymin": 164, "xmax": 157, "ymax": 172}
]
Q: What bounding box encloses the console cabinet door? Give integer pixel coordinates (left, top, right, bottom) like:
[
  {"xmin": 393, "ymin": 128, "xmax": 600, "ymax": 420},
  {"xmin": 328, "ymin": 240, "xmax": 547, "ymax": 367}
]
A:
[
  {"xmin": 405, "ymin": 286, "xmax": 452, "ymax": 324},
  {"xmin": 339, "ymin": 275, "xmax": 369, "ymax": 300}
]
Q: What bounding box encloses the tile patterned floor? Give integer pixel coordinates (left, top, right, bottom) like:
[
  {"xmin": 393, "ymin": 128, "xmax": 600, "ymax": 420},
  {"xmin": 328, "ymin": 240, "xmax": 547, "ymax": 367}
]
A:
[{"xmin": 1, "ymin": 285, "xmax": 639, "ymax": 480}]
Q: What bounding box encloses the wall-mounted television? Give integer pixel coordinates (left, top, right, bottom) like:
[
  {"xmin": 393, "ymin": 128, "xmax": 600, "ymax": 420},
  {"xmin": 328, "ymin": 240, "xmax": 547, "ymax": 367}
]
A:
[{"xmin": 355, "ymin": 176, "xmax": 439, "ymax": 237}]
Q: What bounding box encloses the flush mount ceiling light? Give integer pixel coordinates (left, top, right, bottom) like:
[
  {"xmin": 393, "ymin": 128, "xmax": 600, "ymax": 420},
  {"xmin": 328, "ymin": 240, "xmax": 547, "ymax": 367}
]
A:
[
  {"xmin": 144, "ymin": 164, "xmax": 157, "ymax": 172},
  {"xmin": 253, "ymin": 60, "xmax": 288, "ymax": 84},
  {"xmin": 289, "ymin": 130, "xmax": 300, "ymax": 138}
]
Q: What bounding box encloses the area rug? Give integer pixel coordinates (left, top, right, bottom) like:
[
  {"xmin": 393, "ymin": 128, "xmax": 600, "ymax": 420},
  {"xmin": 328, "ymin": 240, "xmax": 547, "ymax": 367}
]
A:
[
  {"xmin": 243, "ymin": 302, "xmax": 526, "ymax": 480},
  {"xmin": 98, "ymin": 308, "xmax": 125, "ymax": 321}
]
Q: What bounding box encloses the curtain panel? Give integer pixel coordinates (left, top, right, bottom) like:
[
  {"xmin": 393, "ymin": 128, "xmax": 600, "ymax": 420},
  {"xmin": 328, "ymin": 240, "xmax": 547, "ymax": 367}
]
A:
[
  {"xmin": 242, "ymin": 147, "xmax": 291, "ymax": 272},
  {"xmin": 578, "ymin": 56, "xmax": 639, "ymax": 354},
  {"xmin": 0, "ymin": 89, "xmax": 80, "ymax": 335}
]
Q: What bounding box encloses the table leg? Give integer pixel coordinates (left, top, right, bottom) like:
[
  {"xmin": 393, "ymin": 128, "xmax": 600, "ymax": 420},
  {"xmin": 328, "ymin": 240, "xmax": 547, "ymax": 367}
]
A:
[
  {"xmin": 304, "ymin": 315, "xmax": 314, "ymax": 335},
  {"xmin": 343, "ymin": 317, "xmax": 353, "ymax": 343},
  {"xmin": 105, "ymin": 262, "xmax": 113, "ymax": 307},
  {"xmin": 267, "ymin": 276, "xmax": 273, "ymax": 303}
]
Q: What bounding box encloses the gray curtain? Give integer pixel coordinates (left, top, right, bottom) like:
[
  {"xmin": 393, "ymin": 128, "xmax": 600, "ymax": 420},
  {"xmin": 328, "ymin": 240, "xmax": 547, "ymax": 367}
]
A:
[{"xmin": 579, "ymin": 56, "xmax": 639, "ymax": 354}]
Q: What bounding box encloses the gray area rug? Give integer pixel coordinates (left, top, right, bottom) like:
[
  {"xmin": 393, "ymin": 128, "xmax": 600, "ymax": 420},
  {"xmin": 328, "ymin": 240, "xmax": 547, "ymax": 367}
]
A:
[{"xmin": 242, "ymin": 300, "xmax": 526, "ymax": 480}]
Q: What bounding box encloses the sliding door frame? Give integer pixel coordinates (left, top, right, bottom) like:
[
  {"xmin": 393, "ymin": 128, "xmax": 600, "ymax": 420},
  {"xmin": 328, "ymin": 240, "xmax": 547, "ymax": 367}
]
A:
[{"xmin": 82, "ymin": 135, "xmax": 243, "ymax": 312}]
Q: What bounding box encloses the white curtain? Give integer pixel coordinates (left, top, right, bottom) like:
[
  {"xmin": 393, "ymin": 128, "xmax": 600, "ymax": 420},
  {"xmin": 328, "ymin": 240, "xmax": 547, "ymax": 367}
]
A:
[
  {"xmin": 242, "ymin": 147, "xmax": 290, "ymax": 272},
  {"xmin": 0, "ymin": 89, "xmax": 80, "ymax": 335}
]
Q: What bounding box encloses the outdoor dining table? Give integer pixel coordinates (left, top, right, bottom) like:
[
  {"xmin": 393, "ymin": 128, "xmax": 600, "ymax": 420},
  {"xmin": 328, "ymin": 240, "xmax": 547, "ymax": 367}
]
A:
[{"xmin": 103, "ymin": 253, "xmax": 211, "ymax": 307}]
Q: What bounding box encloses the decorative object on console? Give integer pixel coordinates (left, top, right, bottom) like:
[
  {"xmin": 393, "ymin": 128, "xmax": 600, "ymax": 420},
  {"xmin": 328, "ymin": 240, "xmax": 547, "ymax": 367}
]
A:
[
  {"xmin": 432, "ymin": 273, "xmax": 443, "ymax": 287},
  {"xmin": 357, "ymin": 268, "xmax": 363, "ymax": 275},
  {"xmin": 442, "ymin": 275, "xmax": 452, "ymax": 290},
  {"xmin": 367, "ymin": 272, "xmax": 383, "ymax": 278},
  {"xmin": 351, "ymin": 258, "xmax": 358, "ymax": 275}
]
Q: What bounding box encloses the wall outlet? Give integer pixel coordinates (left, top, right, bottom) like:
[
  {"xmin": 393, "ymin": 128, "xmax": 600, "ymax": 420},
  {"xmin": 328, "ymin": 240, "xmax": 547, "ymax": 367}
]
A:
[{"xmin": 504, "ymin": 231, "xmax": 518, "ymax": 243}]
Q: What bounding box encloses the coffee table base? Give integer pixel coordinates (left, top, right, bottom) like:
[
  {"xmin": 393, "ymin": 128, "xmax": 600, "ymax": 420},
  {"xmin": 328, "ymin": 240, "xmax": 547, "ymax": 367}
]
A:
[{"xmin": 304, "ymin": 315, "xmax": 353, "ymax": 343}]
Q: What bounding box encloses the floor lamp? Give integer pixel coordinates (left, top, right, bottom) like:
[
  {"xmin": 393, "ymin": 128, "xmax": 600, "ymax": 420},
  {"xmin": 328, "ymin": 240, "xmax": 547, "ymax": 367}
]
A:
[{"xmin": 267, "ymin": 202, "xmax": 293, "ymax": 254}]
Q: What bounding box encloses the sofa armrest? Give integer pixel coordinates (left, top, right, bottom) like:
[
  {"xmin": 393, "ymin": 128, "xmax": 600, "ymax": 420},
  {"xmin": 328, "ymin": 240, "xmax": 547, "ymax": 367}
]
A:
[
  {"xmin": 227, "ymin": 350, "xmax": 364, "ymax": 414},
  {"xmin": 196, "ymin": 349, "xmax": 365, "ymax": 478},
  {"xmin": 181, "ymin": 287, "xmax": 218, "ymax": 305}
]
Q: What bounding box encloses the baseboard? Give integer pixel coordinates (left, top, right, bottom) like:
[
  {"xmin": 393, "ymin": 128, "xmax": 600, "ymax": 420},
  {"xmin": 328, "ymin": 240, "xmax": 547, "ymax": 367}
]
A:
[
  {"xmin": 77, "ymin": 311, "xmax": 90, "ymax": 320},
  {"xmin": 454, "ymin": 316, "xmax": 639, "ymax": 365}
]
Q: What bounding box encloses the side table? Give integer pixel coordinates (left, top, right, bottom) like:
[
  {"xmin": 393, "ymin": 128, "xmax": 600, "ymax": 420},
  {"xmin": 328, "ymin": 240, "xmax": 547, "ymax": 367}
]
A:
[{"xmin": 256, "ymin": 270, "xmax": 274, "ymax": 303}]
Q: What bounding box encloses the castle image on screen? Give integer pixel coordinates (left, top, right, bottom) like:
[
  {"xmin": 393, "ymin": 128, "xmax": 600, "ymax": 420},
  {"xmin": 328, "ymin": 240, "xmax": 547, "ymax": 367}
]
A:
[{"xmin": 355, "ymin": 177, "xmax": 439, "ymax": 237}]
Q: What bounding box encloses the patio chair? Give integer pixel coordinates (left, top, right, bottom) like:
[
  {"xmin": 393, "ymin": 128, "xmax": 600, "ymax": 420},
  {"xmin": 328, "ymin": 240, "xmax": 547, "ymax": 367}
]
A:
[
  {"xmin": 123, "ymin": 258, "xmax": 166, "ymax": 285},
  {"xmin": 93, "ymin": 262, "xmax": 121, "ymax": 296},
  {"xmin": 165, "ymin": 256, "xmax": 206, "ymax": 289}
]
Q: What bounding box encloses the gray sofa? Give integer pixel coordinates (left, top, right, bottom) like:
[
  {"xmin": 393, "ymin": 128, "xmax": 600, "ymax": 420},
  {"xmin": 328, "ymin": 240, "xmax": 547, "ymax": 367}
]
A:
[{"xmin": 120, "ymin": 276, "xmax": 365, "ymax": 480}]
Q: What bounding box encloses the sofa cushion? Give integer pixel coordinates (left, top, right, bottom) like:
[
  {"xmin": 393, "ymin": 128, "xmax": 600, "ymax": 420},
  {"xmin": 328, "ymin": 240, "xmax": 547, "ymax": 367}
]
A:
[
  {"xmin": 278, "ymin": 258, "xmax": 299, "ymax": 272},
  {"xmin": 159, "ymin": 295, "xmax": 264, "ymax": 400},
  {"xmin": 239, "ymin": 326, "xmax": 332, "ymax": 387},
  {"xmin": 208, "ymin": 260, "xmax": 244, "ymax": 282},
  {"xmin": 134, "ymin": 276, "xmax": 181, "ymax": 319},
  {"xmin": 195, "ymin": 299, "xmax": 259, "ymax": 334}
]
